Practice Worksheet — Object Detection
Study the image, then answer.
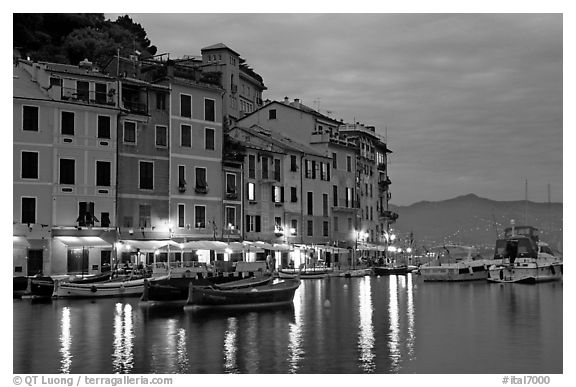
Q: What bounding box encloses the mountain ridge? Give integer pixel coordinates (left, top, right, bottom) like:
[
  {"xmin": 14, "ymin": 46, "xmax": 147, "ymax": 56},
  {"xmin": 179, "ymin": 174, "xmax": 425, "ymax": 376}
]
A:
[{"xmin": 389, "ymin": 193, "xmax": 563, "ymax": 254}]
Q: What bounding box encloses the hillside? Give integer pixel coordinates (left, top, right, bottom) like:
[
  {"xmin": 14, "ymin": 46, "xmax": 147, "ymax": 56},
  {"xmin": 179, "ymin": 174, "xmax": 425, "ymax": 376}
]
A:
[{"xmin": 391, "ymin": 194, "xmax": 563, "ymax": 253}]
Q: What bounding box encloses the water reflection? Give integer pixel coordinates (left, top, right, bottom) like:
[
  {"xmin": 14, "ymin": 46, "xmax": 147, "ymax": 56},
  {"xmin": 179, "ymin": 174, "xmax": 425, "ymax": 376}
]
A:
[
  {"xmin": 388, "ymin": 276, "xmax": 400, "ymax": 372},
  {"xmin": 176, "ymin": 328, "xmax": 189, "ymax": 372},
  {"xmin": 358, "ymin": 276, "xmax": 375, "ymax": 373},
  {"xmin": 288, "ymin": 285, "xmax": 304, "ymax": 373},
  {"xmin": 223, "ymin": 318, "xmax": 238, "ymax": 373},
  {"xmin": 112, "ymin": 303, "xmax": 134, "ymax": 373},
  {"xmin": 59, "ymin": 306, "xmax": 72, "ymax": 373},
  {"xmin": 406, "ymin": 274, "xmax": 415, "ymax": 359}
]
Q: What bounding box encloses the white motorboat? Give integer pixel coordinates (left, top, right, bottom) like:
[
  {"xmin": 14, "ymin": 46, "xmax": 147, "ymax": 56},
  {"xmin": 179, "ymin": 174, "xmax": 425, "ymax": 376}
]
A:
[
  {"xmin": 418, "ymin": 245, "xmax": 491, "ymax": 282},
  {"xmin": 487, "ymin": 225, "xmax": 562, "ymax": 284}
]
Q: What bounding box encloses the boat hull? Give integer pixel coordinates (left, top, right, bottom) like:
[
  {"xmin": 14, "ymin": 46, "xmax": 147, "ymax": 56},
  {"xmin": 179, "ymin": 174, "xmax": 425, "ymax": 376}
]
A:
[
  {"xmin": 373, "ymin": 266, "xmax": 409, "ymax": 276},
  {"xmin": 340, "ymin": 268, "xmax": 372, "ymax": 277},
  {"xmin": 184, "ymin": 279, "xmax": 301, "ymax": 310},
  {"xmin": 278, "ymin": 269, "xmax": 329, "ymax": 279},
  {"xmin": 52, "ymin": 277, "xmax": 152, "ymax": 298},
  {"xmin": 487, "ymin": 262, "xmax": 563, "ymax": 284},
  {"xmin": 419, "ymin": 265, "xmax": 489, "ymax": 282}
]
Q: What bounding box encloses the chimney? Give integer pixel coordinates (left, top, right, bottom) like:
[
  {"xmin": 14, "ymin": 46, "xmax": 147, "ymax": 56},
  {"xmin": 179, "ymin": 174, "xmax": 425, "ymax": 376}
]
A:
[
  {"xmin": 284, "ymin": 96, "xmax": 289, "ymax": 104},
  {"xmin": 79, "ymin": 58, "xmax": 93, "ymax": 70},
  {"xmin": 293, "ymin": 98, "xmax": 300, "ymax": 108}
]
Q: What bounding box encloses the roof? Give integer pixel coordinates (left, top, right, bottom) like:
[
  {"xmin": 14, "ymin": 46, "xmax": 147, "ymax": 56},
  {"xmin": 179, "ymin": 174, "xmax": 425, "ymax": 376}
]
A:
[
  {"xmin": 201, "ymin": 43, "xmax": 241, "ymax": 57},
  {"xmin": 233, "ymin": 125, "xmax": 328, "ymax": 159},
  {"xmin": 13, "ymin": 65, "xmax": 50, "ymax": 100},
  {"xmin": 40, "ymin": 62, "xmax": 114, "ymax": 80}
]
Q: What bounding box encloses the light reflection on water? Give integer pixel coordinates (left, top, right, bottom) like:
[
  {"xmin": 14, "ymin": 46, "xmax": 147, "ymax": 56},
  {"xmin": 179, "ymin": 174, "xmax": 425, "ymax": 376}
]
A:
[
  {"xmin": 357, "ymin": 276, "xmax": 375, "ymax": 372},
  {"xmin": 14, "ymin": 275, "xmax": 563, "ymax": 374},
  {"xmin": 59, "ymin": 307, "xmax": 72, "ymax": 373}
]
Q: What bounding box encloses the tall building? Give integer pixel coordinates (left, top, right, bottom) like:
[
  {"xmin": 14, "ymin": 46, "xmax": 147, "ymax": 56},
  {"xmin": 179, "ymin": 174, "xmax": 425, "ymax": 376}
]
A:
[{"xmin": 13, "ymin": 59, "xmax": 121, "ymax": 275}]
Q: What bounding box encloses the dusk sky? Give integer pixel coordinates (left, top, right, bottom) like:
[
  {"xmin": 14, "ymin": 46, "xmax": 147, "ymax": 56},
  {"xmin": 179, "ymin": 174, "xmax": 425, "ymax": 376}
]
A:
[{"xmin": 106, "ymin": 13, "xmax": 564, "ymax": 206}]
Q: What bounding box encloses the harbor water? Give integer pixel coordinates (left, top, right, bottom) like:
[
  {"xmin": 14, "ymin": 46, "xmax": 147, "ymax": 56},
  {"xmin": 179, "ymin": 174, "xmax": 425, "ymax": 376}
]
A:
[{"xmin": 13, "ymin": 274, "xmax": 563, "ymax": 374}]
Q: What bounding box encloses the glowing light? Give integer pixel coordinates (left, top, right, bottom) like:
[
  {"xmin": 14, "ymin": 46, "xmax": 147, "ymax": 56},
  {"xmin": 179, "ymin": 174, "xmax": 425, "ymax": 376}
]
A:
[
  {"xmin": 288, "ymin": 283, "xmax": 304, "ymax": 373},
  {"xmin": 225, "ymin": 248, "xmax": 233, "ymax": 254},
  {"xmin": 112, "ymin": 303, "xmax": 134, "ymax": 373},
  {"xmin": 358, "ymin": 276, "xmax": 375, "ymax": 372},
  {"xmin": 59, "ymin": 307, "xmax": 72, "ymax": 373},
  {"xmin": 224, "ymin": 318, "xmax": 238, "ymax": 373},
  {"xmin": 388, "ymin": 275, "xmax": 400, "ymax": 372},
  {"xmin": 406, "ymin": 247, "xmax": 413, "ymax": 253}
]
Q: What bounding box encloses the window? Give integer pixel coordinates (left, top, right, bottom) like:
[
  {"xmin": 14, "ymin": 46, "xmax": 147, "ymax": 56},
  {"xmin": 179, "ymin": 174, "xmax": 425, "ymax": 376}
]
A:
[
  {"xmin": 274, "ymin": 217, "xmax": 282, "ymax": 233},
  {"xmin": 246, "ymin": 215, "xmax": 261, "ymax": 232},
  {"xmin": 194, "ymin": 206, "xmax": 206, "ymax": 229},
  {"xmin": 268, "ymin": 109, "xmax": 277, "ymax": 119},
  {"xmin": 101, "ymin": 212, "xmax": 110, "ymax": 227},
  {"xmin": 96, "ymin": 161, "xmax": 111, "ymax": 186},
  {"xmin": 59, "ymin": 159, "xmax": 75, "ymax": 185},
  {"xmin": 312, "ymin": 161, "xmax": 316, "ymax": 179},
  {"xmin": 348, "ymin": 217, "xmax": 353, "ymax": 231},
  {"xmin": 332, "ymin": 152, "xmax": 337, "ymax": 169},
  {"xmin": 274, "ymin": 159, "xmax": 281, "ymax": 181},
  {"xmin": 291, "ymin": 219, "xmax": 298, "ymax": 235},
  {"xmin": 226, "ymin": 173, "xmax": 237, "ymax": 194},
  {"xmin": 77, "ymin": 202, "xmax": 97, "ymax": 227},
  {"xmin": 261, "ymin": 156, "xmax": 269, "ymax": 179},
  {"xmin": 124, "ymin": 121, "xmax": 136, "ymax": 143},
  {"xmin": 178, "ymin": 204, "xmax": 185, "ymax": 228},
  {"xmin": 61, "ymin": 111, "xmax": 75, "ymax": 135},
  {"xmin": 370, "ymin": 206, "xmax": 373, "ymax": 221},
  {"xmin": 225, "ymin": 207, "xmax": 236, "ymax": 229},
  {"xmin": 156, "ymin": 92, "xmax": 166, "ymax": 110},
  {"xmin": 23, "ymin": 106, "xmax": 39, "ymax": 131},
  {"xmin": 76, "ymin": 81, "xmax": 89, "ymax": 102},
  {"xmin": 247, "ymin": 182, "xmax": 255, "ymax": 201},
  {"xmin": 321, "ymin": 162, "xmax": 328, "ymax": 180},
  {"xmin": 98, "ymin": 116, "xmax": 111, "ymax": 139},
  {"xmin": 205, "ymin": 128, "xmax": 215, "ymax": 150},
  {"xmin": 307, "ymin": 220, "xmax": 313, "ymax": 237},
  {"xmin": 21, "ymin": 151, "xmax": 38, "ymax": 179},
  {"xmin": 95, "ymin": 83, "xmax": 107, "ymax": 104},
  {"xmin": 139, "ymin": 161, "xmax": 154, "ymax": 190},
  {"xmin": 204, "ymin": 98, "xmax": 215, "ymax": 122},
  {"xmin": 323, "ymin": 221, "xmax": 329, "ymax": 237},
  {"xmin": 178, "ymin": 165, "xmax": 186, "ymax": 189},
  {"xmin": 290, "ymin": 155, "xmax": 297, "ymax": 172},
  {"xmin": 334, "ymin": 216, "xmax": 339, "ymax": 232},
  {"xmin": 195, "ymin": 167, "xmax": 207, "ymax": 191},
  {"xmin": 305, "ymin": 160, "xmax": 312, "ymax": 178},
  {"xmin": 21, "ymin": 197, "xmax": 36, "ymax": 224},
  {"xmin": 180, "ymin": 94, "xmax": 192, "ymax": 118},
  {"xmin": 156, "ymin": 126, "xmax": 167, "ymax": 147},
  {"xmin": 333, "ymin": 185, "xmax": 338, "ymax": 206},
  {"xmin": 272, "ymin": 186, "xmax": 284, "ymax": 203},
  {"xmin": 291, "ymin": 187, "xmax": 297, "ymax": 202},
  {"xmin": 181, "ymin": 124, "xmax": 191, "ymax": 147},
  {"xmin": 347, "ymin": 155, "xmax": 352, "ymax": 172},
  {"xmin": 248, "ymin": 155, "xmax": 256, "ymax": 179},
  {"xmin": 139, "ymin": 204, "xmax": 151, "ymax": 228},
  {"xmin": 346, "ymin": 187, "xmax": 353, "ymax": 207},
  {"xmin": 307, "ymin": 192, "xmax": 313, "ymax": 215},
  {"xmin": 323, "ymin": 193, "xmax": 328, "ymax": 216},
  {"xmin": 49, "ymin": 77, "xmax": 62, "ymax": 87}
]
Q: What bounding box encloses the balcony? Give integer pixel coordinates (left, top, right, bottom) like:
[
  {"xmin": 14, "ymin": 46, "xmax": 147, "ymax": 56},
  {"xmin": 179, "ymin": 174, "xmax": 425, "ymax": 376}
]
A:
[
  {"xmin": 378, "ymin": 178, "xmax": 391, "ymax": 190},
  {"xmin": 60, "ymin": 87, "xmax": 116, "ymax": 106},
  {"xmin": 122, "ymin": 99, "xmax": 148, "ymax": 115},
  {"xmin": 332, "ymin": 199, "xmax": 359, "ymax": 213},
  {"xmin": 377, "ymin": 162, "xmax": 386, "ymax": 171},
  {"xmin": 195, "ymin": 185, "xmax": 208, "ymax": 194},
  {"xmin": 225, "ymin": 189, "xmax": 239, "ymax": 200},
  {"xmin": 379, "ymin": 210, "xmax": 399, "ymax": 222}
]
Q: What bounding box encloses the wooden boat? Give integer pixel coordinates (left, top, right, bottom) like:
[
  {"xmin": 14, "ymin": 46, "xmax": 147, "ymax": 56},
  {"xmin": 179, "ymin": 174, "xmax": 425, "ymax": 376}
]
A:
[
  {"xmin": 418, "ymin": 245, "xmax": 490, "ymax": 282},
  {"xmin": 52, "ymin": 274, "xmax": 162, "ymax": 298},
  {"xmin": 278, "ymin": 265, "xmax": 330, "ymax": 279},
  {"xmin": 139, "ymin": 274, "xmax": 274, "ymax": 307},
  {"xmin": 487, "ymin": 225, "xmax": 563, "ymax": 284},
  {"xmin": 339, "ymin": 268, "xmax": 372, "ymax": 278},
  {"xmin": 373, "ymin": 265, "xmax": 409, "ymax": 276},
  {"xmin": 15, "ymin": 273, "xmax": 113, "ymax": 299},
  {"xmin": 184, "ymin": 279, "xmax": 301, "ymax": 311}
]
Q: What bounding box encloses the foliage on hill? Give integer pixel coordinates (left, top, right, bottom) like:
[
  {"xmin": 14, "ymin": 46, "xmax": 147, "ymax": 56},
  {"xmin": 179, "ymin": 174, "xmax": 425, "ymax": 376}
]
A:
[
  {"xmin": 13, "ymin": 14, "xmax": 157, "ymax": 67},
  {"xmin": 391, "ymin": 194, "xmax": 563, "ymax": 253}
]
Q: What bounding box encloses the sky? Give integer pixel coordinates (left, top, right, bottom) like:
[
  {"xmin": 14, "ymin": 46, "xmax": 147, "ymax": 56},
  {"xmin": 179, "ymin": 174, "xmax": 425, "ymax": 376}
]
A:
[{"xmin": 103, "ymin": 13, "xmax": 563, "ymax": 206}]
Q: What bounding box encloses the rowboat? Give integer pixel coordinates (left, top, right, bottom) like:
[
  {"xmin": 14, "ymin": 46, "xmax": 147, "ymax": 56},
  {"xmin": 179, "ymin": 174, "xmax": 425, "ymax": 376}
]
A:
[
  {"xmin": 139, "ymin": 274, "xmax": 274, "ymax": 307},
  {"xmin": 52, "ymin": 275, "xmax": 165, "ymax": 298},
  {"xmin": 339, "ymin": 268, "xmax": 372, "ymax": 278},
  {"xmin": 373, "ymin": 265, "xmax": 410, "ymax": 276},
  {"xmin": 183, "ymin": 278, "xmax": 301, "ymax": 311},
  {"xmin": 278, "ymin": 265, "xmax": 331, "ymax": 279}
]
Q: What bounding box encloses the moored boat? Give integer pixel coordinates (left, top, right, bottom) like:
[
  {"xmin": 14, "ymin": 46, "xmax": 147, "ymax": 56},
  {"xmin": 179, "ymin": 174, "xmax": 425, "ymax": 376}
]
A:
[
  {"xmin": 487, "ymin": 225, "xmax": 563, "ymax": 284},
  {"xmin": 183, "ymin": 279, "xmax": 301, "ymax": 311},
  {"xmin": 278, "ymin": 265, "xmax": 331, "ymax": 279},
  {"xmin": 373, "ymin": 265, "xmax": 410, "ymax": 276},
  {"xmin": 52, "ymin": 274, "xmax": 162, "ymax": 298},
  {"xmin": 139, "ymin": 274, "xmax": 273, "ymax": 307},
  {"xmin": 339, "ymin": 268, "xmax": 372, "ymax": 278},
  {"xmin": 418, "ymin": 245, "xmax": 490, "ymax": 282}
]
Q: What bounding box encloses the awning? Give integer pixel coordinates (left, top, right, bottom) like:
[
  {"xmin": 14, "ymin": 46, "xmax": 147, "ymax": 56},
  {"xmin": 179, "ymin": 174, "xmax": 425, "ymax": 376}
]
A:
[
  {"xmin": 121, "ymin": 239, "xmax": 180, "ymax": 251},
  {"xmin": 241, "ymin": 241, "xmax": 265, "ymax": 253},
  {"xmin": 180, "ymin": 240, "xmax": 229, "ymax": 252},
  {"xmin": 13, "ymin": 236, "xmax": 30, "ymax": 248},
  {"xmin": 55, "ymin": 236, "xmax": 111, "ymax": 248},
  {"xmin": 271, "ymin": 243, "xmax": 292, "ymax": 251}
]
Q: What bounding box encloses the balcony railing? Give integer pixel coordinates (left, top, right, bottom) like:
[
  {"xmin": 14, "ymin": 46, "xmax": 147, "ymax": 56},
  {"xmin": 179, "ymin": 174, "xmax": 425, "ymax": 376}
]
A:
[
  {"xmin": 379, "ymin": 210, "xmax": 399, "ymax": 221},
  {"xmin": 60, "ymin": 87, "xmax": 115, "ymax": 106},
  {"xmin": 332, "ymin": 199, "xmax": 359, "ymax": 212},
  {"xmin": 378, "ymin": 178, "xmax": 391, "ymax": 190},
  {"xmin": 122, "ymin": 99, "xmax": 148, "ymax": 115}
]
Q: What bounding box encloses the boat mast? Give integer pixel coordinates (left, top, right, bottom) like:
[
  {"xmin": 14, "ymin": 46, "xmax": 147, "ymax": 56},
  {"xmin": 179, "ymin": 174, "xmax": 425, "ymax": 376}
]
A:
[{"xmin": 524, "ymin": 179, "xmax": 528, "ymax": 225}]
